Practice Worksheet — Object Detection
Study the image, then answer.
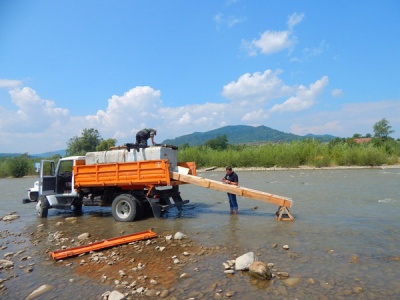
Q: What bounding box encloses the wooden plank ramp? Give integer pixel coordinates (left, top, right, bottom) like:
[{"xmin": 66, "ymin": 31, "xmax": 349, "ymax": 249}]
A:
[{"xmin": 171, "ymin": 172, "xmax": 294, "ymax": 221}]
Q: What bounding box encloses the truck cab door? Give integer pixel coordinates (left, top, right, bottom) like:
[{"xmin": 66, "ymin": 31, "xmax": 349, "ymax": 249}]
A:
[{"xmin": 39, "ymin": 160, "xmax": 56, "ymax": 196}]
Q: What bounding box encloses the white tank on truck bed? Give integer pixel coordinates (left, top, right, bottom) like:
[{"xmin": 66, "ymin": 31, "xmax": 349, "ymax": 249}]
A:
[{"xmin": 85, "ymin": 146, "xmax": 178, "ymax": 170}]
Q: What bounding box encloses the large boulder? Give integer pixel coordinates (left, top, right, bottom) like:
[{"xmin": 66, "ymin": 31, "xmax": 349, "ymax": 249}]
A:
[
  {"xmin": 249, "ymin": 261, "xmax": 272, "ymax": 280},
  {"xmin": 235, "ymin": 252, "xmax": 255, "ymax": 270}
]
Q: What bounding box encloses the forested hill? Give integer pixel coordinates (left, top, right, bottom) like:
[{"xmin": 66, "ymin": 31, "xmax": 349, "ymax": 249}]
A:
[{"xmin": 162, "ymin": 125, "xmax": 336, "ymax": 146}]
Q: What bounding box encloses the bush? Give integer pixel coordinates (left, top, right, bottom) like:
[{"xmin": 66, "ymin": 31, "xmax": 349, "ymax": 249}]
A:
[{"xmin": 8, "ymin": 154, "xmax": 30, "ymax": 178}]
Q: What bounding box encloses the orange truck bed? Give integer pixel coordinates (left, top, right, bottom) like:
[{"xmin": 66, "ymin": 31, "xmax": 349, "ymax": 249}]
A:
[{"xmin": 74, "ymin": 159, "xmax": 173, "ymax": 188}]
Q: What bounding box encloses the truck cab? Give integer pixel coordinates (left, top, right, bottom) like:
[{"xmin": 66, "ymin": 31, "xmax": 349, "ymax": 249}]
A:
[{"xmin": 36, "ymin": 156, "xmax": 85, "ymax": 217}]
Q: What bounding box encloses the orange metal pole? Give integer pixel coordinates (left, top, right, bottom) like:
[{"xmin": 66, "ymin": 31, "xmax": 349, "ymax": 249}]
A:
[{"xmin": 50, "ymin": 230, "xmax": 157, "ymax": 260}]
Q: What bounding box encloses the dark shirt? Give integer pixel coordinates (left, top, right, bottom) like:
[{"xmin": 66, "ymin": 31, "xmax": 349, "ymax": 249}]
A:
[
  {"xmin": 137, "ymin": 128, "xmax": 155, "ymax": 139},
  {"xmin": 224, "ymin": 171, "xmax": 238, "ymax": 183}
]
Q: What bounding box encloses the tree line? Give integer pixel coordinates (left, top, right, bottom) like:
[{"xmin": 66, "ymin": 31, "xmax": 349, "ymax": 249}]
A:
[{"xmin": 1, "ymin": 118, "xmax": 398, "ymax": 178}]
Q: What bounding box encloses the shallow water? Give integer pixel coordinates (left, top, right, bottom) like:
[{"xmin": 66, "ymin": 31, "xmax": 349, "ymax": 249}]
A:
[{"xmin": 1, "ymin": 168, "xmax": 400, "ymax": 299}]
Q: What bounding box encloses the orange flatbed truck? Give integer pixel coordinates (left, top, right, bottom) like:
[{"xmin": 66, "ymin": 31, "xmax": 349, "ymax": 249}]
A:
[{"xmin": 31, "ymin": 145, "xmax": 293, "ymax": 222}]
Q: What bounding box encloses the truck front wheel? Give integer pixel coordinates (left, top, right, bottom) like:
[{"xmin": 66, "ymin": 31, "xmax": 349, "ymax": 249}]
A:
[
  {"xmin": 112, "ymin": 194, "xmax": 141, "ymax": 222},
  {"xmin": 36, "ymin": 196, "xmax": 49, "ymax": 218}
]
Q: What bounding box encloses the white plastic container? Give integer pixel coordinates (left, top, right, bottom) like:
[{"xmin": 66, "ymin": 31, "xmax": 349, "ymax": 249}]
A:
[{"xmin": 85, "ymin": 146, "xmax": 178, "ymax": 170}]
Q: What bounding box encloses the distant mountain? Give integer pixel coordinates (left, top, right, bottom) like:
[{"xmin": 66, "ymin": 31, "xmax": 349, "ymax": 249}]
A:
[
  {"xmin": 0, "ymin": 150, "xmax": 66, "ymax": 159},
  {"xmin": 162, "ymin": 125, "xmax": 338, "ymax": 146},
  {"xmin": 303, "ymin": 133, "xmax": 338, "ymax": 143},
  {"xmin": 1, "ymin": 126, "xmax": 337, "ymax": 157},
  {"xmin": 0, "ymin": 153, "xmax": 21, "ymax": 158},
  {"xmin": 32, "ymin": 149, "xmax": 66, "ymax": 158}
]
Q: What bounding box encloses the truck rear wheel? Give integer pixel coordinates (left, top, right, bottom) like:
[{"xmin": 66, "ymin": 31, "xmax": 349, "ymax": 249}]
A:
[
  {"xmin": 37, "ymin": 196, "xmax": 49, "ymax": 218},
  {"xmin": 112, "ymin": 194, "xmax": 142, "ymax": 222}
]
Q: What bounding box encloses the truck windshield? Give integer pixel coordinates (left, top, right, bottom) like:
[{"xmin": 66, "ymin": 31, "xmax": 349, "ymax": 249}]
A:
[{"xmin": 58, "ymin": 160, "xmax": 73, "ymax": 174}]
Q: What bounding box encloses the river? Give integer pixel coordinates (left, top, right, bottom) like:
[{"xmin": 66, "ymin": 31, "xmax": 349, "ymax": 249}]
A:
[{"xmin": 1, "ymin": 168, "xmax": 399, "ymax": 299}]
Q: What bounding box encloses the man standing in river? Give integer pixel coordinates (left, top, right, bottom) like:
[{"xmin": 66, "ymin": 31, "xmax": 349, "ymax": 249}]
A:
[{"xmin": 221, "ymin": 166, "xmax": 239, "ymax": 214}]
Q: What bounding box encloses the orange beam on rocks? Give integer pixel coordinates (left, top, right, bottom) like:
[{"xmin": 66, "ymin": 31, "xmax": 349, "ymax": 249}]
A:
[{"xmin": 50, "ymin": 230, "xmax": 157, "ymax": 260}]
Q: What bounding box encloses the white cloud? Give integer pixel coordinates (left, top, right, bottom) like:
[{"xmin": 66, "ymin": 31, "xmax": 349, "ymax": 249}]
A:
[
  {"xmin": 0, "ymin": 79, "xmax": 23, "ymax": 88},
  {"xmin": 287, "ymin": 12, "xmax": 304, "ymax": 30},
  {"xmin": 289, "ymin": 100, "xmax": 400, "ymax": 137},
  {"xmin": 290, "ymin": 40, "xmax": 327, "ymax": 62},
  {"xmin": 222, "ymin": 69, "xmax": 293, "ymax": 103},
  {"xmin": 252, "ymin": 30, "xmax": 292, "ymax": 55},
  {"xmin": 214, "ymin": 13, "xmax": 245, "ymax": 29},
  {"xmin": 270, "ymin": 76, "xmax": 329, "ymax": 112},
  {"xmin": 243, "ymin": 12, "xmax": 304, "ymax": 56},
  {"xmin": 331, "ymin": 88, "xmax": 343, "ymax": 98},
  {"xmin": 1, "ymin": 74, "xmax": 398, "ymax": 153}
]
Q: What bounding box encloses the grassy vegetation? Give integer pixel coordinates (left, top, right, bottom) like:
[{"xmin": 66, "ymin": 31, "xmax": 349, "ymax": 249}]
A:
[
  {"xmin": 0, "ymin": 155, "xmax": 59, "ymax": 178},
  {"xmin": 178, "ymin": 138, "xmax": 400, "ymax": 169},
  {"xmin": 1, "ymin": 138, "xmax": 399, "ymax": 178}
]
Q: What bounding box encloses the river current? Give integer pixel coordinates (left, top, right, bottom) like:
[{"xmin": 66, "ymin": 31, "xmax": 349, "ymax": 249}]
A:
[{"xmin": 0, "ymin": 168, "xmax": 399, "ymax": 299}]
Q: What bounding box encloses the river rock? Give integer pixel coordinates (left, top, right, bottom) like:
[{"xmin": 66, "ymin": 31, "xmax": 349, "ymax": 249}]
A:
[
  {"xmin": 277, "ymin": 272, "xmax": 290, "ymax": 279},
  {"xmin": 160, "ymin": 289, "xmax": 169, "ymax": 298},
  {"xmin": 248, "ymin": 261, "xmax": 272, "ymax": 280},
  {"xmin": 2, "ymin": 213, "xmax": 20, "ymax": 221},
  {"xmin": 283, "ymin": 277, "xmax": 301, "ymax": 287},
  {"xmin": 108, "ymin": 290, "xmax": 125, "ymax": 300},
  {"xmin": 145, "ymin": 289, "xmax": 158, "ymax": 297},
  {"xmin": 174, "ymin": 232, "xmax": 186, "ymax": 240},
  {"xmin": 77, "ymin": 232, "xmax": 90, "ymax": 240},
  {"xmin": 26, "ymin": 284, "xmax": 54, "ymax": 300},
  {"xmin": 0, "ymin": 259, "xmax": 14, "ymax": 269},
  {"xmin": 235, "ymin": 252, "xmax": 255, "ymax": 270}
]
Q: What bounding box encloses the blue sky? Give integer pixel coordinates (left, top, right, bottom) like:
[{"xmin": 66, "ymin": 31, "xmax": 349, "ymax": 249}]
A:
[{"xmin": 1, "ymin": 0, "xmax": 399, "ymax": 154}]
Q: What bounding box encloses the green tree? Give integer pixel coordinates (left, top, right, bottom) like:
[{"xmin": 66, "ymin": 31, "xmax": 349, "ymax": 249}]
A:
[
  {"xmin": 180, "ymin": 142, "xmax": 190, "ymax": 150},
  {"xmin": 66, "ymin": 128, "xmax": 102, "ymax": 156},
  {"xmin": 352, "ymin": 133, "xmax": 362, "ymax": 138},
  {"xmin": 96, "ymin": 138, "xmax": 117, "ymax": 151},
  {"xmin": 373, "ymin": 118, "xmax": 394, "ymax": 140},
  {"xmin": 9, "ymin": 154, "xmax": 30, "ymax": 178},
  {"xmin": 204, "ymin": 134, "xmax": 229, "ymax": 150}
]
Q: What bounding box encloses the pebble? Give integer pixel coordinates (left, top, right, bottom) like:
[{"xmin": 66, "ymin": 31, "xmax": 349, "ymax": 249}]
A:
[
  {"xmin": 225, "ymin": 291, "xmax": 235, "ymax": 297},
  {"xmin": 2, "ymin": 214, "xmax": 20, "ymax": 221},
  {"xmin": 0, "ymin": 259, "xmax": 14, "ymax": 268},
  {"xmin": 283, "ymin": 277, "xmax": 301, "ymax": 287},
  {"xmin": 26, "ymin": 284, "xmax": 54, "ymax": 300},
  {"xmin": 77, "ymin": 233, "xmax": 90, "ymax": 241},
  {"xmin": 108, "ymin": 290, "xmax": 125, "ymax": 300},
  {"xmin": 160, "ymin": 290, "xmax": 169, "ymax": 298},
  {"xmin": 174, "ymin": 232, "xmax": 186, "ymax": 240},
  {"xmin": 283, "ymin": 245, "xmax": 289, "ymax": 250},
  {"xmin": 277, "ymin": 272, "xmax": 290, "ymax": 279},
  {"xmin": 4, "ymin": 252, "xmax": 14, "ymax": 258},
  {"xmin": 351, "ymin": 255, "xmax": 359, "ymax": 263}
]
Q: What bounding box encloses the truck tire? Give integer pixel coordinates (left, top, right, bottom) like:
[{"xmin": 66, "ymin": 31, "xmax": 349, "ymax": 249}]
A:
[
  {"xmin": 112, "ymin": 194, "xmax": 141, "ymax": 222},
  {"xmin": 37, "ymin": 196, "xmax": 49, "ymax": 218}
]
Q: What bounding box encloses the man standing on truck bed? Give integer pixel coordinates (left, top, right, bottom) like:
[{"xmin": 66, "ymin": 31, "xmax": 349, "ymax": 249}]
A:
[{"xmin": 136, "ymin": 128, "xmax": 157, "ymax": 147}]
